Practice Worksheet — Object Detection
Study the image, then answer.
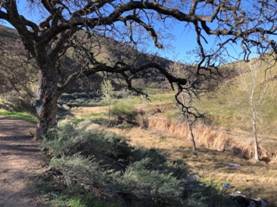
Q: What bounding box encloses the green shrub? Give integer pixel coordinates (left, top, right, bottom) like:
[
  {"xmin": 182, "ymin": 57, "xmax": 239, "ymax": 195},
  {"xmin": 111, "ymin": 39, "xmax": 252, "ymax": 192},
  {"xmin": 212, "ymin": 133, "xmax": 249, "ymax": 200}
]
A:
[
  {"xmin": 111, "ymin": 101, "xmax": 137, "ymax": 124},
  {"xmin": 44, "ymin": 122, "xmax": 133, "ymax": 169},
  {"xmin": 50, "ymin": 155, "xmax": 112, "ymax": 189},
  {"xmin": 117, "ymin": 158, "xmax": 184, "ymax": 205},
  {"xmin": 43, "ymin": 123, "xmax": 81, "ymax": 156},
  {"xmin": 50, "ymin": 194, "xmax": 120, "ymax": 207},
  {"xmin": 43, "ymin": 123, "xmax": 237, "ymax": 207},
  {"xmin": 67, "ymin": 198, "xmax": 86, "ymax": 207}
]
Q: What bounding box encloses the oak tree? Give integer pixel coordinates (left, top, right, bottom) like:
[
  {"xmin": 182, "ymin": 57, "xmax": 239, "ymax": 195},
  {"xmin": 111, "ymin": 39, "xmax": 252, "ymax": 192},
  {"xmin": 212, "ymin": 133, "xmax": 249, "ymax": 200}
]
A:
[{"xmin": 0, "ymin": 0, "xmax": 276, "ymax": 137}]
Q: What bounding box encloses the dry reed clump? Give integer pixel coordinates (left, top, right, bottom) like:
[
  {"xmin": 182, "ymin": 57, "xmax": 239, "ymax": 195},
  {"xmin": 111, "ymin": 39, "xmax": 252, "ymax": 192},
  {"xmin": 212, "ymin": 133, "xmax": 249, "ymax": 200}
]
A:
[{"xmin": 146, "ymin": 115, "xmax": 274, "ymax": 162}]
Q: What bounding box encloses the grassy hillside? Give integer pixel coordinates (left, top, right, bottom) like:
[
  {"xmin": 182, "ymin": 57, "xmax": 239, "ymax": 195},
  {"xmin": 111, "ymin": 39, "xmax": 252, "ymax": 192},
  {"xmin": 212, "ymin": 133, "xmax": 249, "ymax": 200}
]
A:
[{"xmin": 195, "ymin": 58, "xmax": 277, "ymax": 136}]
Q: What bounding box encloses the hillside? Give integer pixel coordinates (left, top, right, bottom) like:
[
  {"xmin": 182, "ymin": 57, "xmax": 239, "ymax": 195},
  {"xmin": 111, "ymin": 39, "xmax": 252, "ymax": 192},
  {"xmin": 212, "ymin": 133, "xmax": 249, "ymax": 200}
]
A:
[
  {"xmin": 66, "ymin": 56, "xmax": 277, "ymax": 205},
  {"xmin": 0, "ymin": 25, "xmax": 190, "ymax": 92}
]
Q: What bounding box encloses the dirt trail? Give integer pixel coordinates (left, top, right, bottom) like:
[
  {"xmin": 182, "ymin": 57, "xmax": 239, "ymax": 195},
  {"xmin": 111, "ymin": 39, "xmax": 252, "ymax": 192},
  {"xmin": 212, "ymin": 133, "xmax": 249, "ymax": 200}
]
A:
[{"xmin": 0, "ymin": 117, "xmax": 46, "ymax": 207}]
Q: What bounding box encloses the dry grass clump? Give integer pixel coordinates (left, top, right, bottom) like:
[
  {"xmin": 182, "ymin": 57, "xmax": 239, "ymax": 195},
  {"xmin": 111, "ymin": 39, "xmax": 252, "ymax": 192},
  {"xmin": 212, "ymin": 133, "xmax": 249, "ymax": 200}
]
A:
[{"xmin": 146, "ymin": 115, "xmax": 275, "ymax": 162}]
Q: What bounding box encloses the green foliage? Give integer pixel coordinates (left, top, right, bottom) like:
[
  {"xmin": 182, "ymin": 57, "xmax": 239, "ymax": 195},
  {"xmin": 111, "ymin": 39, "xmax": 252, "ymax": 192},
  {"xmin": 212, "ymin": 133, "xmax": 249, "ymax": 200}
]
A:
[
  {"xmin": 67, "ymin": 197, "xmax": 87, "ymax": 207},
  {"xmin": 44, "ymin": 122, "xmax": 132, "ymax": 160},
  {"xmin": 50, "ymin": 194, "xmax": 120, "ymax": 207},
  {"xmin": 118, "ymin": 158, "xmax": 184, "ymax": 203},
  {"xmin": 50, "ymin": 155, "xmax": 108, "ymax": 188},
  {"xmin": 111, "ymin": 101, "xmax": 137, "ymax": 117},
  {"xmin": 42, "ymin": 123, "xmax": 238, "ymax": 207},
  {"xmin": 43, "ymin": 123, "xmax": 185, "ymax": 206},
  {"xmin": 110, "ymin": 101, "xmax": 138, "ymax": 124},
  {"xmin": 66, "ymin": 196, "xmax": 119, "ymax": 207},
  {"xmin": 43, "ymin": 123, "xmax": 79, "ymax": 156}
]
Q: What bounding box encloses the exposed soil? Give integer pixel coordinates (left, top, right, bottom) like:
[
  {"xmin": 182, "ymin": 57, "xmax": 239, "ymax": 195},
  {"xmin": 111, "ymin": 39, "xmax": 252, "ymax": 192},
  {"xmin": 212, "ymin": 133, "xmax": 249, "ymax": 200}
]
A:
[{"xmin": 0, "ymin": 117, "xmax": 46, "ymax": 207}]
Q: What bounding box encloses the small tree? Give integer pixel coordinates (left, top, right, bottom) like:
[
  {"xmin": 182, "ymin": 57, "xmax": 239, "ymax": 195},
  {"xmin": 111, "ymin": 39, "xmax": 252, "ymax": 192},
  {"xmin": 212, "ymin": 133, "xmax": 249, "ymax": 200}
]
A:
[
  {"xmin": 101, "ymin": 79, "xmax": 114, "ymax": 123},
  {"xmin": 249, "ymin": 62, "xmax": 260, "ymax": 161},
  {"xmin": 238, "ymin": 59, "xmax": 274, "ymax": 161},
  {"xmin": 178, "ymin": 91, "xmax": 198, "ymax": 152}
]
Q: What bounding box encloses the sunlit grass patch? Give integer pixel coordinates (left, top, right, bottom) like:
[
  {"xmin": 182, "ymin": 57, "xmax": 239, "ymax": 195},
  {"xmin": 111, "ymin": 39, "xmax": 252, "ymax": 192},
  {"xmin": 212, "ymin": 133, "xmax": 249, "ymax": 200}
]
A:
[{"xmin": 0, "ymin": 109, "xmax": 37, "ymax": 123}]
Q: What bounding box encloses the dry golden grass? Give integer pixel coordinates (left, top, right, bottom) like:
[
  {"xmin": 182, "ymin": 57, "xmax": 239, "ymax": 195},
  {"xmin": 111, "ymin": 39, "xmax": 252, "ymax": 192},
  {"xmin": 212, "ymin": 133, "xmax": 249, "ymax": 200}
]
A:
[
  {"xmin": 71, "ymin": 106, "xmax": 109, "ymax": 116},
  {"xmin": 72, "ymin": 105, "xmax": 277, "ymax": 206},
  {"xmin": 148, "ymin": 115, "xmax": 275, "ymax": 161}
]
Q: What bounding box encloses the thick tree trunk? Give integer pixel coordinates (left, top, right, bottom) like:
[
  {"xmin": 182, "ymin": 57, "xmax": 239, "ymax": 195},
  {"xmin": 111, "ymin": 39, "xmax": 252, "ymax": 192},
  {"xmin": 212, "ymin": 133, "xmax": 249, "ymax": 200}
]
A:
[{"xmin": 35, "ymin": 66, "xmax": 59, "ymax": 139}]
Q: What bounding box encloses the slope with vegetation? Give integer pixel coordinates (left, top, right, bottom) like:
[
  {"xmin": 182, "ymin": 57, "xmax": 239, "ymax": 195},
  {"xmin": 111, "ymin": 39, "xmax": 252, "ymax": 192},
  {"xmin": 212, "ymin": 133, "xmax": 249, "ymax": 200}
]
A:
[
  {"xmin": 39, "ymin": 121, "xmax": 249, "ymax": 207},
  {"xmin": 65, "ymin": 56, "xmax": 277, "ymax": 206}
]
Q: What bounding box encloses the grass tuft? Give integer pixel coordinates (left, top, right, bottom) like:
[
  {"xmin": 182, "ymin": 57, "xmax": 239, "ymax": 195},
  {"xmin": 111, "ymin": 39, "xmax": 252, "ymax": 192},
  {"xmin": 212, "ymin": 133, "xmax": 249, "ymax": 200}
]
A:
[{"xmin": 0, "ymin": 109, "xmax": 37, "ymax": 123}]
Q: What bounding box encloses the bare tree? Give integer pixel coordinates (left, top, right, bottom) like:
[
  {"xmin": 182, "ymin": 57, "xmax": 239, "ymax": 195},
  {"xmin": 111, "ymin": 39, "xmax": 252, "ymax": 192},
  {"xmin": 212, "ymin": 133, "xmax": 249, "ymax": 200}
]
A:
[
  {"xmin": 249, "ymin": 61, "xmax": 260, "ymax": 161},
  {"xmin": 237, "ymin": 59, "xmax": 275, "ymax": 161},
  {"xmin": 170, "ymin": 62, "xmax": 198, "ymax": 151},
  {"xmin": 0, "ymin": 0, "xmax": 276, "ymax": 138}
]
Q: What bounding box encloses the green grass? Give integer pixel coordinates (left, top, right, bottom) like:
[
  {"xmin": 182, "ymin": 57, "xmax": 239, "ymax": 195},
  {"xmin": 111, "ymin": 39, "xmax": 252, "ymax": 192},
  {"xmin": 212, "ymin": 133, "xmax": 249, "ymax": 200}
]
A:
[
  {"xmin": 195, "ymin": 60, "xmax": 277, "ymax": 136},
  {"xmin": 49, "ymin": 193, "xmax": 120, "ymax": 207},
  {"xmin": 111, "ymin": 101, "xmax": 137, "ymax": 117},
  {"xmin": 0, "ymin": 109, "xmax": 37, "ymax": 123}
]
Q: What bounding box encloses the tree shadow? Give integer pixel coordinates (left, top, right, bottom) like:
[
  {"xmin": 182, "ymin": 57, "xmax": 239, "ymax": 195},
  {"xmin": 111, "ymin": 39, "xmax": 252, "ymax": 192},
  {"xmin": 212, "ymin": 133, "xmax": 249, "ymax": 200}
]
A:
[
  {"xmin": 0, "ymin": 179, "xmax": 48, "ymax": 207},
  {"xmin": 40, "ymin": 125, "xmax": 245, "ymax": 207}
]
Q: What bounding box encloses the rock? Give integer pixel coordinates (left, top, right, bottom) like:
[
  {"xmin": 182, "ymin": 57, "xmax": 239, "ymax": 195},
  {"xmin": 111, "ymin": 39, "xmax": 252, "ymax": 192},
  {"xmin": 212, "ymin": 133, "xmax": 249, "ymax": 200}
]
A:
[
  {"xmin": 62, "ymin": 104, "xmax": 70, "ymax": 110},
  {"xmin": 230, "ymin": 191, "xmax": 269, "ymax": 207},
  {"xmin": 253, "ymin": 198, "xmax": 269, "ymax": 207},
  {"xmin": 227, "ymin": 162, "xmax": 241, "ymax": 170},
  {"xmin": 222, "ymin": 182, "xmax": 232, "ymax": 191},
  {"xmin": 187, "ymin": 174, "xmax": 199, "ymax": 182}
]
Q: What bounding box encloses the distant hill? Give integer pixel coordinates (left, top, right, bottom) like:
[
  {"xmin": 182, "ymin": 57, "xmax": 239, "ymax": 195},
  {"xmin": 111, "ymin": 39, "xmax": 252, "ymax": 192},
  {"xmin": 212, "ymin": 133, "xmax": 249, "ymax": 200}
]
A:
[{"xmin": 0, "ymin": 25, "xmax": 192, "ymax": 93}]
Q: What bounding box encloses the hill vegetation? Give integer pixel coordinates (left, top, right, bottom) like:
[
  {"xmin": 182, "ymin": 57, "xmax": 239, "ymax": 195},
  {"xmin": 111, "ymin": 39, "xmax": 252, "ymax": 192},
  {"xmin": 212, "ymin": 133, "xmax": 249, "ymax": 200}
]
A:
[{"xmin": 65, "ymin": 56, "xmax": 277, "ymax": 205}]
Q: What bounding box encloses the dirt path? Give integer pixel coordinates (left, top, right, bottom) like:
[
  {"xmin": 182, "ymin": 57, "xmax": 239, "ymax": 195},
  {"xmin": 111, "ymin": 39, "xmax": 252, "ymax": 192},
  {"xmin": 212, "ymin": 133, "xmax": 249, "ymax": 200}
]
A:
[{"xmin": 0, "ymin": 117, "xmax": 46, "ymax": 207}]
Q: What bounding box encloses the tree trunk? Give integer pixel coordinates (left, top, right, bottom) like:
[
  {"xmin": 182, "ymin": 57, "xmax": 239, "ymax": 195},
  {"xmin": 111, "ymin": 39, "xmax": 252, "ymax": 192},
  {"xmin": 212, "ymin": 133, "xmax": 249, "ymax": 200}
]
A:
[
  {"xmin": 249, "ymin": 65, "xmax": 259, "ymax": 161},
  {"xmin": 188, "ymin": 122, "xmax": 197, "ymax": 152},
  {"xmin": 250, "ymin": 95, "xmax": 259, "ymax": 161},
  {"xmin": 35, "ymin": 67, "xmax": 59, "ymax": 139}
]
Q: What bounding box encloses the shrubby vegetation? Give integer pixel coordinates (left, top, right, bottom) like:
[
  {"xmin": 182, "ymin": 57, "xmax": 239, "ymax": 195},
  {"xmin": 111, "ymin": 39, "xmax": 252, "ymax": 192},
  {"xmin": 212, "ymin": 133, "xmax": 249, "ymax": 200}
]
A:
[
  {"xmin": 41, "ymin": 122, "xmax": 239, "ymax": 207},
  {"xmin": 111, "ymin": 101, "xmax": 138, "ymax": 124}
]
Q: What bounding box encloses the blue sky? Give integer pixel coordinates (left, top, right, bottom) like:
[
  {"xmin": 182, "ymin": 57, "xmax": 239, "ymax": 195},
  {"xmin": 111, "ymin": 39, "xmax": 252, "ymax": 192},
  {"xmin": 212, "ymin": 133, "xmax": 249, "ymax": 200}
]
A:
[{"xmin": 1, "ymin": 1, "xmax": 275, "ymax": 64}]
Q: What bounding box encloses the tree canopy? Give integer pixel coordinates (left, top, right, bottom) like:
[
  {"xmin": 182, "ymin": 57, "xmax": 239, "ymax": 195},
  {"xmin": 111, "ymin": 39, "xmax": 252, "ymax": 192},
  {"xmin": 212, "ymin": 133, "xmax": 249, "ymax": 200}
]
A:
[{"xmin": 0, "ymin": 0, "xmax": 276, "ymax": 136}]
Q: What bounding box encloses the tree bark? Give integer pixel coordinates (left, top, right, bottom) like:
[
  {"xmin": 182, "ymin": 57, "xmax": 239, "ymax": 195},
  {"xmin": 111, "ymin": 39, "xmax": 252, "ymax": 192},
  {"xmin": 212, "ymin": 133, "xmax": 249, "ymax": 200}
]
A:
[{"xmin": 35, "ymin": 65, "xmax": 59, "ymax": 139}]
